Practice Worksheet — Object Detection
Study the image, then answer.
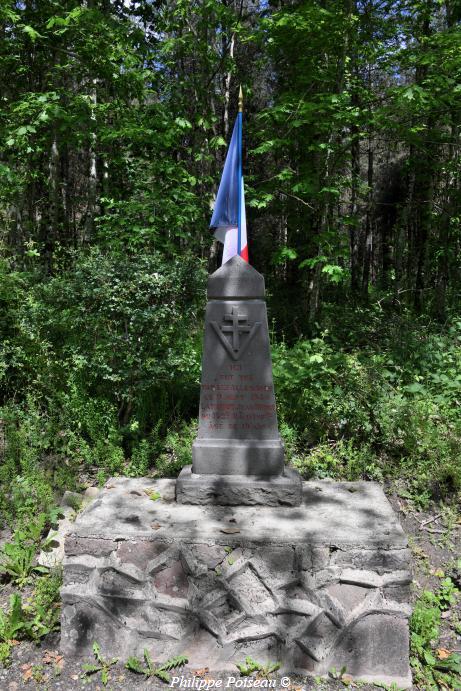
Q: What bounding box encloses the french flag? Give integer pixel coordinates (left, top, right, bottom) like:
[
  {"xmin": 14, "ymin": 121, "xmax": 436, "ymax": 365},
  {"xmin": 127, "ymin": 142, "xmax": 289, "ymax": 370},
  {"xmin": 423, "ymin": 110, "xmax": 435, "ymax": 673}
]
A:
[{"xmin": 210, "ymin": 105, "xmax": 248, "ymax": 265}]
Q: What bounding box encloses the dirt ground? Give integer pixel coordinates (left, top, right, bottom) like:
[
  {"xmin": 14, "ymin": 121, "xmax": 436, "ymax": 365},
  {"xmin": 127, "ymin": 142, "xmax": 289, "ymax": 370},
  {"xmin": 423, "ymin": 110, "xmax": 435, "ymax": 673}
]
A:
[{"xmin": 0, "ymin": 485, "xmax": 460, "ymax": 691}]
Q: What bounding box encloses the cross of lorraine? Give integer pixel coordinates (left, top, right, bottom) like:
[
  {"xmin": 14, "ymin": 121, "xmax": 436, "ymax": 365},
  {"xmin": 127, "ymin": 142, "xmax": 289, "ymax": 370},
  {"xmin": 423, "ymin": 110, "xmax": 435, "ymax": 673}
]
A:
[{"xmin": 211, "ymin": 306, "xmax": 261, "ymax": 361}]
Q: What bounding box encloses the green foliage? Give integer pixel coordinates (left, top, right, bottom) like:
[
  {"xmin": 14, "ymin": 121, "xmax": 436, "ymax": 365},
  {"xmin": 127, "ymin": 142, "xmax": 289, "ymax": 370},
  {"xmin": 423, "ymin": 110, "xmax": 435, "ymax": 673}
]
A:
[
  {"xmin": 146, "ymin": 490, "xmax": 161, "ymax": 502},
  {"xmin": 410, "ymin": 580, "xmax": 461, "ymax": 689},
  {"xmin": 273, "ymin": 336, "xmax": 378, "ymax": 445},
  {"xmin": 274, "ymin": 316, "xmax": 461, "ymax": 504},
  {"xmin": 0, "ymin": 248, "xmax": 204, "ymax": 528},
  {"xmin": 126, "ymin": 421, "xmax": 163, "ymax": 477},
  {"xmin": 0, "ymin": 594, "xmax": 30, "ymax": 644},
  {"xmin": 125, "ymin": 649, "xmax": 187, "ymax": 683},
  {"xmin": 28, "ymin": 569, "xmax": 62, "ymax": 636},
  {"xmin": 0, "ymin": 514, "xmax": 60, "ymax": 587},
  {"xmin": 0, "ymin": 642, "xmax": 11, "ymax": 668},
  {"xmin": 81, "ymin": 641, "xmax": 118, "ymax": 687},
  {"xmin": 0, "ymin": 540, "xmax": 47, "ymax": 588},
  {"xmin": 126, "ymin": 439, "xmax": 150, "ymax": 478},
  {"xmin": 155, "ymin": 419, "xmax": 197, "ymax": 477},
  {"xmin": 3, "ymin": 249, "xmax": 204, "ymax": 417},
  {"xmin": 236, "ymin": 656, "xmax": 281, "ymax": 677},
  {"xmin": 0, "ymin": 584, "xmax": 59, "ymax": 667},
  {"xmin": 290, "ymin": 440, "xmax": 378, "ymax": 483}
]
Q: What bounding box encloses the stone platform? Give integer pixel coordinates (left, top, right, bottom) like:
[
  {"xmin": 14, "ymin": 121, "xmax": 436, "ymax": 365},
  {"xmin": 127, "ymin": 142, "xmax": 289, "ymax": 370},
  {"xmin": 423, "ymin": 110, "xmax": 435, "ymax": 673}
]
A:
[
  {"xmin": 176, "ymin": 466, "xmax": 302, "ymax": 506},
  {"xmin": 61, "ymin": 477, "xmax": 412, "ymax": 688}
]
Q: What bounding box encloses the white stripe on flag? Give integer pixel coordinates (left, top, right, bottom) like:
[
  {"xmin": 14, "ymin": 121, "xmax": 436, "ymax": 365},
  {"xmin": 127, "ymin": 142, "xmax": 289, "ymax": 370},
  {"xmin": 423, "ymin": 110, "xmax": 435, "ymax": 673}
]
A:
[
  {"xmin": 222, "ymin": 226, "xmax": 238, "ymax": 264},
  {"xmin": 240, "ymin": 177, "xmax": 247, "ymax": 254},
  {"xmin": 213, "ymin": 178, "xmax": 248, "ymax": 265}
]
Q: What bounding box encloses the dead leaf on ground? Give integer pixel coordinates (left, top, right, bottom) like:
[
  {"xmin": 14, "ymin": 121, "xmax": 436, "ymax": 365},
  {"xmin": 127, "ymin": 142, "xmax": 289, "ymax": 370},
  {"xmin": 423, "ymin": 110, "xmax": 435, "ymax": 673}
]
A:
[
  {"xmin": 220, "ymin": 527, "xmax": 240, "ymax": 534},
  {"xmin": 151, "ymin": 522, "xmax": 162, "ymax": 530},
  {"xmin": 194, "ymin": 667, "xmax": 209, "ymax": 677},
  {"xmin": 43, "ymin": 650, "xmax": 63, "ymax": 665},
  {"xmin": 341, "ymin": 672, "xmax": 356, "ymax": 686},
  {"xmin": 436, "ymin": 648, "xmax": 452, "ymax": 659},
  {"xmin": 43, "ymin": 651, "xmax": 64, "ymax": 672},
  {"xmin": 9, "ymin": 639, "xmax": 20, "ymax": 646},
  {"xmin": 21, "ymin": 665, "xmax": 32, "ymax": 683}
]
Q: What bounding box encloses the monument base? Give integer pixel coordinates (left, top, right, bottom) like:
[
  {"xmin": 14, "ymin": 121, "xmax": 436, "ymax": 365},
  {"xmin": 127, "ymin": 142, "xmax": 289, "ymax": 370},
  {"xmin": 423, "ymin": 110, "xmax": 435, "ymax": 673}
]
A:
[
  {"xmin": 176, "ymin": 465, "xmax": 302, "ymax": 506},
  {"xmin": 61, "ymin": 477, "xmax": 412, "ymax": 688}
]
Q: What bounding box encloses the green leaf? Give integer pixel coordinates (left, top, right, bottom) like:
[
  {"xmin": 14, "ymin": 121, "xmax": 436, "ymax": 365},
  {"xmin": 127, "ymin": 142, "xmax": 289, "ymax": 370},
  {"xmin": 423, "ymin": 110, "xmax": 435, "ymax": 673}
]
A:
[
  {"xmin": 423, "ymin": 649, "xmax": 437, "ymax": 666},
  {"xmin": 33, "ymin": 566, "xmax": 49, "ymax": 575},
  {"xmin": 434, "ymin": 653, "xmax": 461, "ymax": 674},
  {"xmin": 157, "ymin": 654, "xmax": 188, "ymax": 671},
  {"xmin": 22, "ymin": 25, "xmax": 43, "ymax": 41},
  {"xmin": 321, "ymin": 264, "xmax": 345, "ymax": 284},
  {"xmin": 273, "ymin": 247, "xmax": 298, "ymax": 265},
  {"xmin": 404, "ymin": 383, "xmax": 426, "ymax": 394},
  {"xmin": 154, "ymin": 669, "xmax": 170, "ymax": 683},
  {"xmin": 144, "ymin": 648, "xmax": 154, "ymax": 672},
  {"xmin": 125, "ymin": 657, "xmax": 145, "ymax": 674},
  {"xmin": 209, "ymin": 136, "xmax": 227, "ymax": 148},
  {"xmin": 92, "ymin": 641, "xmax": 101, "ymax": 660},
  {"xmin": 175, "ymin": 117, "xmax": 192, "ymax": 129}
]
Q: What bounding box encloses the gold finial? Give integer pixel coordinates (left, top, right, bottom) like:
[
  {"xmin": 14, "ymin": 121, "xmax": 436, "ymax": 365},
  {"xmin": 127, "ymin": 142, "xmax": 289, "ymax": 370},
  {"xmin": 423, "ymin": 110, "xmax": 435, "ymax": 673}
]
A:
[{"xmin": 238, "ymin": 85, "xmax": 243, "ymax": 113}]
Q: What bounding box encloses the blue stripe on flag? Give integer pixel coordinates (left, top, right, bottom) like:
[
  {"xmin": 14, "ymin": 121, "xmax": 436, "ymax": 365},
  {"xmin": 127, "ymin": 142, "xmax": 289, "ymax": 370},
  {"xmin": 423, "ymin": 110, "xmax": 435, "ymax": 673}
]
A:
[{"xmin": 210, "ymin": 117, "xmax": 240, "ymax": 229}]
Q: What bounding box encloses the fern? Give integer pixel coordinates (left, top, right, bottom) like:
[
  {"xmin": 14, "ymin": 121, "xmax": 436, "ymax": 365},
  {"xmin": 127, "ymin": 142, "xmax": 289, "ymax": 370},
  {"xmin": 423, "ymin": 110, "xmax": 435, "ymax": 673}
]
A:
[
  {"xmin": 80, "ymin": 641, "xmax": 118, "ymax": 686},
  {"xmin": 158, "ymin": 654, "xmax": 188, "ymax": 672},
  {"xmin": 125, "ymin": 649, "xmax": 188, "ymax": 683},
  {"xmin": 155, "ymin": 669, "xmax": 171, "ymax": 683},
  {"xmin": 236, "ymin": 656, "xmax": 281, "ymax": 678},
  {"xmin": 125, "ymin": 656, "xmax": 145, "ymax": 675}
]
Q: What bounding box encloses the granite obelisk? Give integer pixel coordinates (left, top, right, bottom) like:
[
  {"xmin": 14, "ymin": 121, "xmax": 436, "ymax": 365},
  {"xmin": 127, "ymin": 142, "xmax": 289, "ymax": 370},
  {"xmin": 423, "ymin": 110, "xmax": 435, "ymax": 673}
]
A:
[{"xmin": 176, "ymin": 255, "xmax": 302, "ymax": 505}]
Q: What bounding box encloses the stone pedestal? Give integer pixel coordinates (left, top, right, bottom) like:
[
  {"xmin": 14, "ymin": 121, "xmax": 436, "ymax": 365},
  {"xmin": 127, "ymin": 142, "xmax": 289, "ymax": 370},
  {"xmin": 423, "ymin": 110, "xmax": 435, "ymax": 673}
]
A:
[
  {"xmin": 177, "ymin": 255, "xmax": 302, "ymax": 505},
  {"xmin": 61, "ymin": 477, "xmax": 412, "ymax": 688}
]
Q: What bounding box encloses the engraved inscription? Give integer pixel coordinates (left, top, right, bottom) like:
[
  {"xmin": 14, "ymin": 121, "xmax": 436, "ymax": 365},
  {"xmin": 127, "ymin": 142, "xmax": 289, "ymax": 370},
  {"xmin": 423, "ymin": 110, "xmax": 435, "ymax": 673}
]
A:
[{"xmin": 200, "ymin": 362, "xmax": 278, "ymax": 436}]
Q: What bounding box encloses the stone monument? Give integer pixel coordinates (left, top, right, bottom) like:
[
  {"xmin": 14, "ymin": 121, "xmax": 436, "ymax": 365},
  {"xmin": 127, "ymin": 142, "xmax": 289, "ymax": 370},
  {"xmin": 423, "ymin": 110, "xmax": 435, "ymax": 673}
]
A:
[
  {"xmin": 60, "ymin": 257, "xmax": 412, "ymax": 688},
  {"xmin": 176, "ymin": 255, "xmax": 302, "ymax": 506}
]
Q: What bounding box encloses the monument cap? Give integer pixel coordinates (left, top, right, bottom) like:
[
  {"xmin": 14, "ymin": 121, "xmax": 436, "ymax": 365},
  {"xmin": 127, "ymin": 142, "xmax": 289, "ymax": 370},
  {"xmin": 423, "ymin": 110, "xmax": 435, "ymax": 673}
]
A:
[{"xmin": 207, "ymin": 255, "xmax": 265, "ymax": 299}]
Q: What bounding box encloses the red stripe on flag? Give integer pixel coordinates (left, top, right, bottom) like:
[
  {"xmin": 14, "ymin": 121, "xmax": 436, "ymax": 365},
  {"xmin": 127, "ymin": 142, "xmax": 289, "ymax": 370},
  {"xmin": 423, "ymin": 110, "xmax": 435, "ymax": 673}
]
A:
[{"xmin": 240, "ymin": 246, "xmax": 249, "ymax": 262}]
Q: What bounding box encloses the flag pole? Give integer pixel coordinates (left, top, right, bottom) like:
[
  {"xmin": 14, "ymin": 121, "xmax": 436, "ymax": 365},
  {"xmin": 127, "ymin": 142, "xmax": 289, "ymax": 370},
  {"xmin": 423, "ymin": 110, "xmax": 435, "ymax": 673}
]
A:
[{"xmin": 237, "ymin": 85, "xmax": 243, "ymax": 256}]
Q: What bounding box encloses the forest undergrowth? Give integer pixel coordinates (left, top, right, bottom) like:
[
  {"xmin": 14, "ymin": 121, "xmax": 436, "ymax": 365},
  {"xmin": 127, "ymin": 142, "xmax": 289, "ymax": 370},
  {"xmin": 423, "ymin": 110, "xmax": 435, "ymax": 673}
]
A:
[
  {"xmin": 0, "ymin": 250, "xmax": 460, "ymax": 688},
  {"xmin": 1, "ymin": 1, "xmax": 461, "ymax": 686}
]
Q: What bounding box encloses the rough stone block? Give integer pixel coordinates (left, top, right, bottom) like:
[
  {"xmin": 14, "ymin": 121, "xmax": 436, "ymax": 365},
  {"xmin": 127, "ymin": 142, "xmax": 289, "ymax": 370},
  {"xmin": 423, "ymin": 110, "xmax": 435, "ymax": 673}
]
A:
[
  {"xmin": 330, "ymin": 613, "xmax": 410, "ymax": 688},
  {"xmin": 176, "ymin": 465, "xmax": 302, "ymax": 506},
  {"xmin": 61, "ymin": 477, "xmax": 412, "ymax": 688},
  {"xmin": 65, "ymin": 536, "xmax": 117, "ymax": 557}
]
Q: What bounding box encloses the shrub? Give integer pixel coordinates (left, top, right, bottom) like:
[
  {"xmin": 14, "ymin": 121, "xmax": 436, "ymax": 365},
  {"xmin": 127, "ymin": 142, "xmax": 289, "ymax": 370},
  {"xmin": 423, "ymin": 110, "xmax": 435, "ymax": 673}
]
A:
[
  {"xmin": 155, "ymin": 419, "xmax": 197, "ymax": 477},
  {"xmin": 273, "ymin": 320, "xmax": 461, "ymax": 502}
]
